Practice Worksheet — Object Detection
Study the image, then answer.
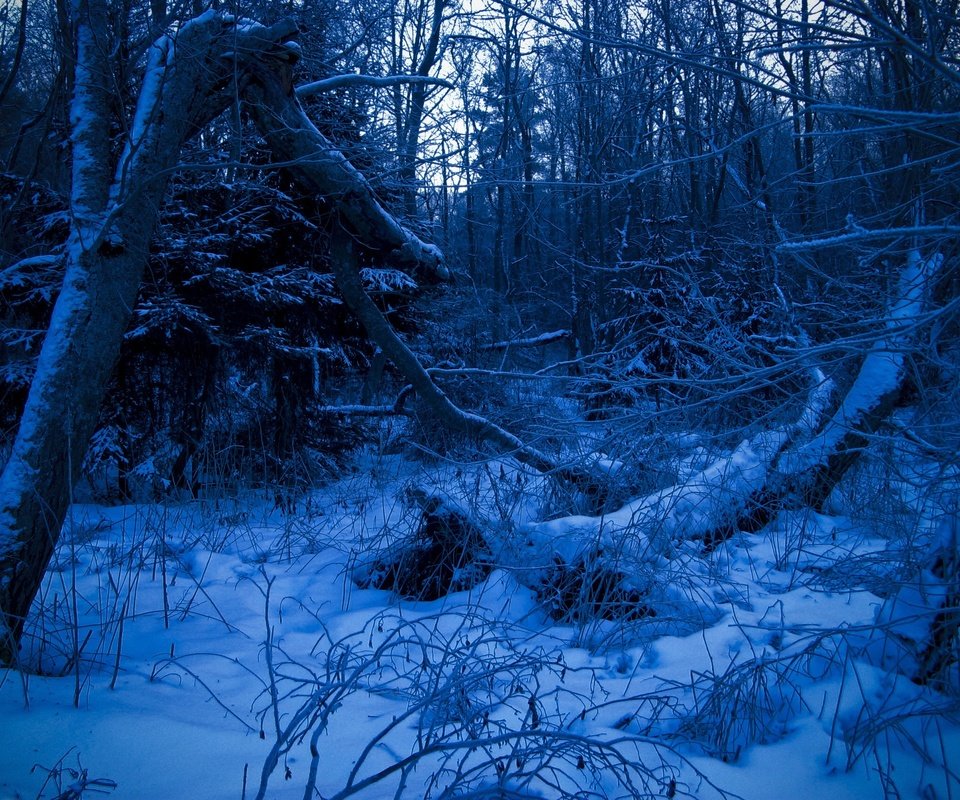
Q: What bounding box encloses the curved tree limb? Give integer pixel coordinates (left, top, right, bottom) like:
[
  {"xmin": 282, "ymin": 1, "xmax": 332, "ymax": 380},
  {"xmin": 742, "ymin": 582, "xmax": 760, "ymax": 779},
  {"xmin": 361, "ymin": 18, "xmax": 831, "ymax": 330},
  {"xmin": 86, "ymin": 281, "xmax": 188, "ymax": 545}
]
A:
[
  {"xmin": 244, "ymin": 60, "xmax": 606, "ymax": 495},
  {"xmin": 296, "ymin": 74, "xmax": 454, "ymax": 98},
  {"xmin": 325, "ymin": 231, "xmax": 601, "ymax": 492},
  {"xmin": 702, "ymin": 250, "xmax": 942, "ymax": 549},
  {"xmin": 242, "ymin": 52, "xmax": 448, "ymax": 282},
  {"xmin": 499, "ymin": 251, "xmax": 941, "ymax": 598}
]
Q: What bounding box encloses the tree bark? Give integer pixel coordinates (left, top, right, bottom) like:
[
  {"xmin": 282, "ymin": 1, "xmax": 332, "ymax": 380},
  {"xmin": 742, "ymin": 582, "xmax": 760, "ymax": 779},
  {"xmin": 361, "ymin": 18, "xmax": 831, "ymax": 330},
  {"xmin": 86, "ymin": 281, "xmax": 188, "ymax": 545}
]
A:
[
  {"xmin": 493, "ymin": 252, "xmax": 940, "ymax": 607},
  {"xmin": 0, "ymin": 14, "xmax": 297, "ymax": 662},
  {"xmin": 242, "ymin": 60, "xmax": 446, "ymax": 281},
  {"xmin": 0, "ymin": 12, "xmax": 460, "ymax": 663}
]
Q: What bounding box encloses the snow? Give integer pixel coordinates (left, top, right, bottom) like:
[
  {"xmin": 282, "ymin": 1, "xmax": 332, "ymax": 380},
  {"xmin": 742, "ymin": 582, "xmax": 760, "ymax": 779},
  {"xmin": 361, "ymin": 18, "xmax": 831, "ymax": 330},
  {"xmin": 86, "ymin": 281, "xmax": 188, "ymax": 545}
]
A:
[
  {"xmin": 68, "ymin": 14, "xmax": 109, "ymax": 229},
  {"xmin": 296, "ymin": 73, "xmax": 454, "ymax": 99},
  {"xmin": 514, "ymin": 421, "xmax": 796, "ymax": 570},
  {"xmin": 2, "ymin": 447, "xmax": 957, "ymax": 800},
  {"xmin": 359, "ymin": 267, "xmax": 419, "ymax": 294},
  {"xmin": 0, "ymin": 255, "xmax": 62, "ymax": 293},
  {"xmin": 482, "ymin": 330, "xmax": 571, "ymax": 350}
]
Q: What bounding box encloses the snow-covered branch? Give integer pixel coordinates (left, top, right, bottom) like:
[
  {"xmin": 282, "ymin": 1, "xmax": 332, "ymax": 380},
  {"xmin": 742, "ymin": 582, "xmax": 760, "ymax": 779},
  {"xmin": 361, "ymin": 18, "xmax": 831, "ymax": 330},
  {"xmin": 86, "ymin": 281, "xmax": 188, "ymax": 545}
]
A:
[
  {"xmin": 499, "ymin": 252, "xmax": 940, "ymax": 583},
  {"xmin": 296, "ymin": 74, "xmax": 454, "ymax": 98},
  {"xmin": 244, "ymin": 63, "xmax": 448, "ymax": 281},
  {"xmin": 478, "ymin": 330, "xmax": 571, "ymax": 351},
  {"xmin": 317, "ymin": 404, "xmax": 409, "ymax": 417},
  {"xmin": 777, "ymin": 225, "xmax": 960, "ymax": 251}
]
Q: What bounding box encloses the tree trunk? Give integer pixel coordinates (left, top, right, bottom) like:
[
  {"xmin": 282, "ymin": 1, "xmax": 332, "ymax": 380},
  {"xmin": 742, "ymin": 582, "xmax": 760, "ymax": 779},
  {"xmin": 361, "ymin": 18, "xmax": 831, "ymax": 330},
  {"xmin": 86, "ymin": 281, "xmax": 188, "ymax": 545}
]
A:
[
  {"xmin": 243, "ymin": 62, "xmax": 607, "ymax": 496},
  {"xmin": 701, "ymin": 251, "xmax": 940, "ymax": 549},
  {"xmin": 494, "ymin": 253, "xmax": 938, "ymax": 600},
  {"xmin": 0, "ymin": 12, "xmax": 458, "ymax": 663},
  {"xmin": 242, "ymin": 60, "xmax": 446, "ymax": 281},
  {"xmin": 0, "ymin": 14, "xmax": 298, "ymax": 663}
]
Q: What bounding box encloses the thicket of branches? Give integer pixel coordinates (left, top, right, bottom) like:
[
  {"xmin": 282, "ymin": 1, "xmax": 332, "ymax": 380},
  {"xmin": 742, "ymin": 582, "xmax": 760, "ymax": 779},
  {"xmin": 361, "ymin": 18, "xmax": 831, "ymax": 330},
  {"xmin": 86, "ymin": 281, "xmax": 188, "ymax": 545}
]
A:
[{"xmin": 0, "ymin": 2, "xmax": 958, "ymax": 797}]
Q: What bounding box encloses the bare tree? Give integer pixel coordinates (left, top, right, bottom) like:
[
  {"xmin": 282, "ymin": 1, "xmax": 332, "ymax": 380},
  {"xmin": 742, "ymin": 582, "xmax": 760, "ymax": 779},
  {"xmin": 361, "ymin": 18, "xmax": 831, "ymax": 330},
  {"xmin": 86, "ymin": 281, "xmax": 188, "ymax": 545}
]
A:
[
  {"xmin": 0, "ymin": 0, "xmax": 29, "ymax": 108},
  {"xmin": 392, "ymin": 0, "xmax": 450, "ymax": 218}
]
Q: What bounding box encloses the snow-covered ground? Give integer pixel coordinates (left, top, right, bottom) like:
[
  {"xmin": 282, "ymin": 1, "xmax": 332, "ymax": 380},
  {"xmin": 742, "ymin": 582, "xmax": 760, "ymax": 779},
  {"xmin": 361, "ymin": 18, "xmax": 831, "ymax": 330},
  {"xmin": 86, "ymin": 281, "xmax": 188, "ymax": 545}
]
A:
[{"xmin": 2, "ymin": 452, "xmax": 957, "ymax": 799}]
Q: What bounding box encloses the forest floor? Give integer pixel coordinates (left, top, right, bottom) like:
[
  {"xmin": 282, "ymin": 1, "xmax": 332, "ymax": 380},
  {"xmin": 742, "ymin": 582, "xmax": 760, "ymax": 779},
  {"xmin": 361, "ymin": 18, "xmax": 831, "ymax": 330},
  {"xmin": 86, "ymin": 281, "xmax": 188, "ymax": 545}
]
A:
[{"xmin": 1, "ymin": 442, "xmax": 958, "ymax": 799}]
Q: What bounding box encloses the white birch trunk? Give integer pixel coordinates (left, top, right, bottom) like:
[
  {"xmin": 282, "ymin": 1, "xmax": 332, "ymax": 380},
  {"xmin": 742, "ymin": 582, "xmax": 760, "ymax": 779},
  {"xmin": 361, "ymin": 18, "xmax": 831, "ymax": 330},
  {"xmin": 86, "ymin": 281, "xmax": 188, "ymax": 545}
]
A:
[{"xmin": 0, "ymin": 13, "xmax": 299, "ymax": 661}]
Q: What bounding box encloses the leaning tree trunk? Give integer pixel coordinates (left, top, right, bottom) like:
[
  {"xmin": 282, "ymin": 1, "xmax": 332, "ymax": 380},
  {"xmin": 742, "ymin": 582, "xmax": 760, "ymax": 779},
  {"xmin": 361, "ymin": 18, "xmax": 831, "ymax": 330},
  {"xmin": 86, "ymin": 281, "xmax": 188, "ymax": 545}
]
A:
[
  {"xmin": 0, "ymin": 7, "xmax": 588, "ymax": 663},
  {"xmin": 701, "ymin": 250, "xmax": 941, "ymax": 549},
  {"xmin": 359, "ymin": 253, "xmax": 942, "ymax": 621},
  {"xmin": 0, "ymin": 11, "xmax": 305, "ymax": 662},
  {"xmin": 242, "ymin": 59, "xmax": 446, "ymax": 281}
]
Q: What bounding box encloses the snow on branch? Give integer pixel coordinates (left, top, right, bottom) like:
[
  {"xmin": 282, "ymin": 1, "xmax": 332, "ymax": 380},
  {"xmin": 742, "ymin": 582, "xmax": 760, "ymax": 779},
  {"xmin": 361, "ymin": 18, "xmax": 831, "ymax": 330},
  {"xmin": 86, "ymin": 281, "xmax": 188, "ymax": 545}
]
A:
[
  {"xmin": 777, "ymin": 225, "xmax": 960, "ymax": 251},
  {"xmin": 479, "ymin": 330, "xmax": 571, "ymax": 351},
  {"xmin": 780, "ymin": 250, "xmax": 942, "ymax": 474},
  {"xmin": 505, "ymin": 372, "xmax": 835, "ymax": 576},
  {"xmin": 296, "ymin": 74, "xmax": 454, "ymax": 98},
  {"xmin": 0, "ymin": 255, "xmax": 61, "ymax": 289},
  {"xmin": 811, "ymin": 104, "xmax": 960, "ymax": 123},
  {"xmin": 317, "ymin": 404, "xmax": 409, "ymax": 417},
  {"xmin": 244, "ymin": 67, "xmax": 448, "ymax": 281},
  {"xmin": 507, "ymin": 251, "xmax": 941, "ymax": 576}
]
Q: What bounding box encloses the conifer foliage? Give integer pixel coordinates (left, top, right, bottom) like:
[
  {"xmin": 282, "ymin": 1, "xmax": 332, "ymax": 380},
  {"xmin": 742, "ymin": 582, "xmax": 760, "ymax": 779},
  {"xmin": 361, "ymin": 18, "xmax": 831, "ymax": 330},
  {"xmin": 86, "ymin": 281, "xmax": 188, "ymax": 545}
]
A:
[{"xmin": 2, "ymin": 169, "xmax": 424, "ymax": 496}]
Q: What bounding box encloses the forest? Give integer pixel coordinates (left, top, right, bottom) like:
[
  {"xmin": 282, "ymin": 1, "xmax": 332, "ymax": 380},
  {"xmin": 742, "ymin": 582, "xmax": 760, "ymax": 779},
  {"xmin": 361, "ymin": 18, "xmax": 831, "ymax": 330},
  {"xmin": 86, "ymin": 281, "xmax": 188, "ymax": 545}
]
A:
[{"xmin": 0, "ymin": 0, "xmax": 958, "ymax": 796}]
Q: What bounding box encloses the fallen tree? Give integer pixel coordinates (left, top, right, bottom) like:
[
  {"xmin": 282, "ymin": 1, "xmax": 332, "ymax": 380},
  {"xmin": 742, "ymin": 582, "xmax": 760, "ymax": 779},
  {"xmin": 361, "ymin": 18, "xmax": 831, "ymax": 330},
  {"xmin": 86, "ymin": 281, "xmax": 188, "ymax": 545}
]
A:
[
  {"xmin": 353, "ymin": 369, "xmax": 832, "ymax": 620},
  {"xmin": 699, "ymin": 251, "xmax": 942, "ymax": 550},
  {"xmin": 358, "ymin": 253, "xmax": 943, "ymax": 622},
  {"xmin": 512, "ymin": 253, "xmax": 941, "ymax": 577}
]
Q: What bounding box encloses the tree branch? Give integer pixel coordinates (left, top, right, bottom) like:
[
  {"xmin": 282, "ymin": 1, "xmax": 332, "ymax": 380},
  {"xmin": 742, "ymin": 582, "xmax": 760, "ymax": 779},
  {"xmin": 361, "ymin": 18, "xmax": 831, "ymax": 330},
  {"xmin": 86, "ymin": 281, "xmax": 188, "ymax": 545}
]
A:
[
  {"xmin": 243, "ymin": 62, "xmax": 448, "ymax": 281},
  {"xmin": 296, "ymin": 74, "xmax": 454, "ymax": 98},
  {"xmin": 479, "ymin": 330, "xmax": 571, "ymax": 351}
]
